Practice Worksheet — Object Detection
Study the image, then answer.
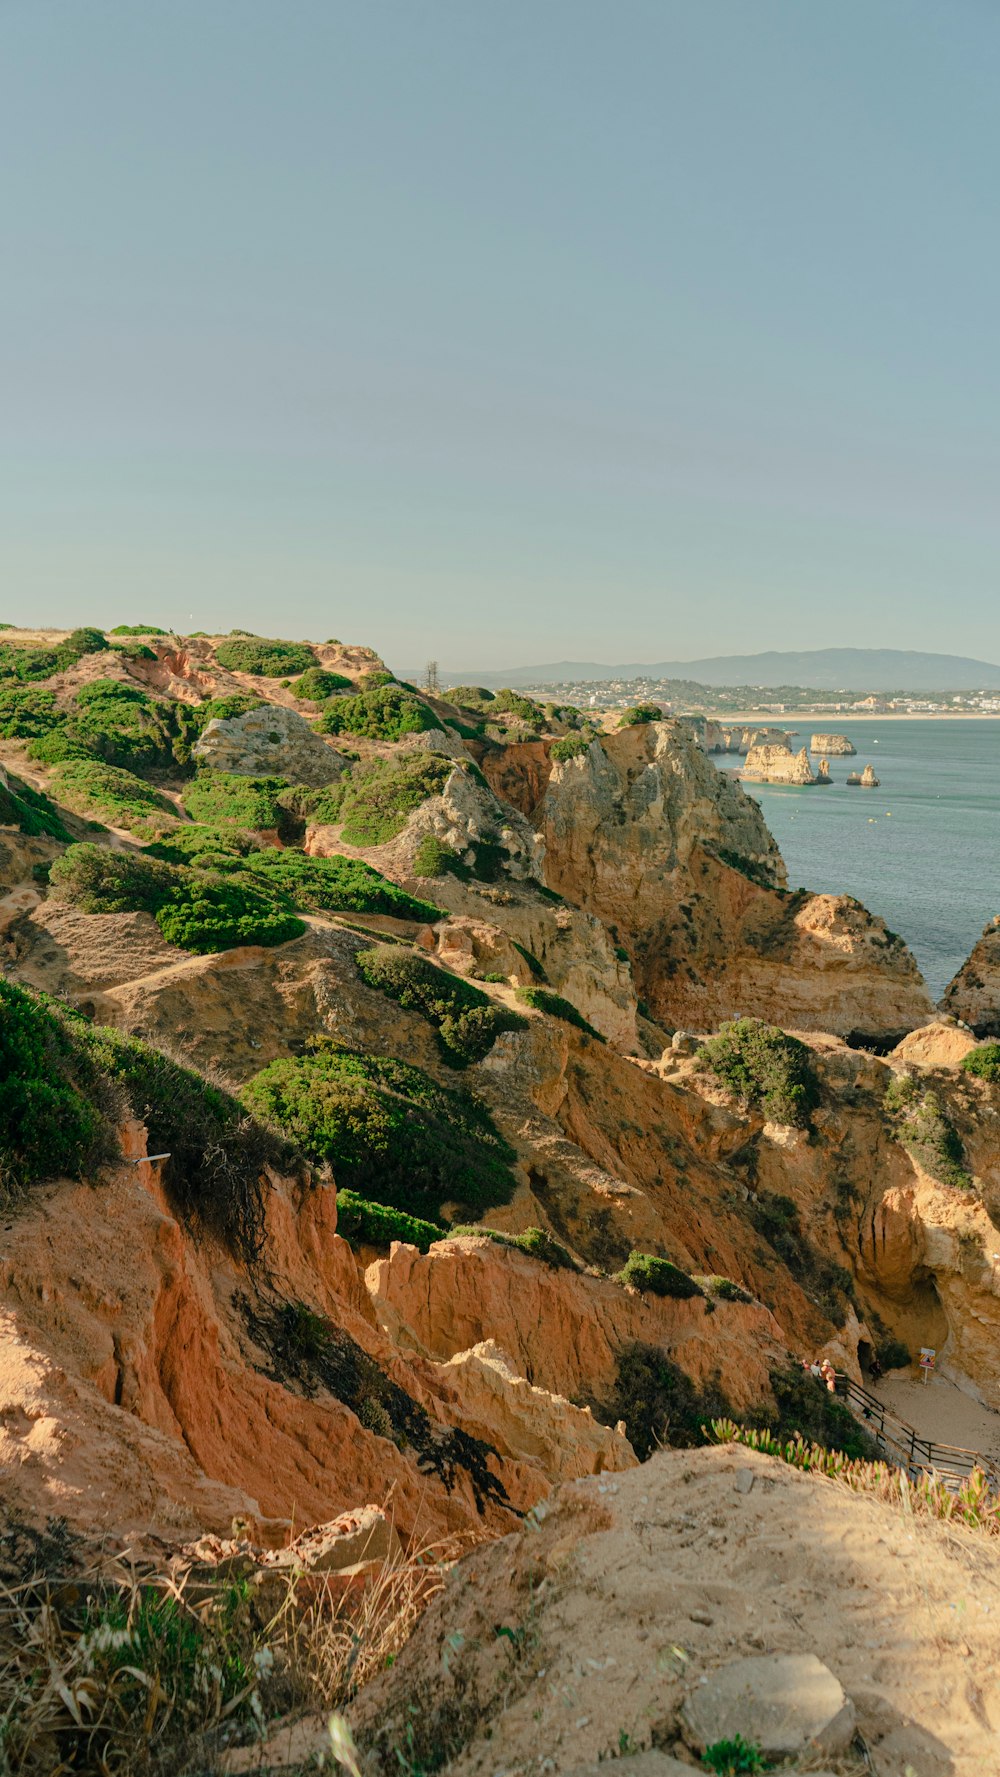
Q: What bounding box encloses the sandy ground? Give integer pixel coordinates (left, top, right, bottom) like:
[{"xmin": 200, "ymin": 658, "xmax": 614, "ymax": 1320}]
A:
[{"xmin": 871, "ymin": 1371, "xmax": 1000, "ymax": 1467}]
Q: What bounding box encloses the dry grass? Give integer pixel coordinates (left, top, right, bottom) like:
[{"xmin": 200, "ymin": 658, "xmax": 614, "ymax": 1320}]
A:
[{"xmin": 0, "ymin": 1520, "xmax": 444, "ymax": 1775}]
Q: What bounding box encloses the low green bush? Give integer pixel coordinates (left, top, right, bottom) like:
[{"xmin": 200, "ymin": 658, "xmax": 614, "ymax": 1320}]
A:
[
  {"xmin": 0, "ymin": 685, "xmax": 61, "ymax": 740},
  {"xmin": 64, "ymin": 627, "xmax": 109, "ymax": 657},
  {"xmin": 0, "ymin": 980, "xmax": 117, "ymax": 1198},
  {"xmin": 615, "ymin": 1252, "xmax": 703, "ymax": 1298},
  {"xmin": 145, "ymin": 825, "xmax": 262, "ymax": 865},
  {"xmin": 550, "ymin": 732, "xmax": 592, "ymax": 762},
  {"xmin": 197, "ymin": 694, "xmax": 265, "ymax": 723},
  {"xmin": 214, "ymin": 636, "xmax": 316, "ymax": 676},
  {"xmin": 47, "ymin": 760, "xmax": 177, "ymax": 835},
  {"xmin": 183, "ymin": 772, "xmax": 289, "ymax": 830},
  {"xmin": 447, "ymin": 1224, "xmax": 576, "ymax": 1269},
  {"xmin": 515, "ymin": 986, "xmax": 604, "ymax": 1041},
  {"xmin": 445, "ymin": 685, "xmax": 495, "ymax": 705},
  {"xmin": 33, "ymin": 678, "xmax": 188, "ymax": 774},
  {"xmin": 511, "ymin": 940, "xmax": 546, "ymax": 980},
  {"xmin": 883, "ymin": 1078, "xmax": 971, "ymax": 1188},
  {"xmin": 694, "ymin": 1275, "xmax": 754, "ymax": 1304},
  {"xmin": 110, "ymin": 623, "xmax": 167, "ymax": 635},
  {"xmin": 697, "ymin": 1018, "xmax": 818, "ymax": 1127},
  {"xmin": 877, "ymin": 1337, "xmax": 911, "ymax": 1371},
  {"xmin": 50, "ymin": 842, "xmax": 306, "ymax": 954},
  {"xmin": 701, "ymin": 1737, "xmax": 766, "ymax": 1774},
  {"xmin": 356, "ymin": 944, "xmax": 526, "ymax": 1066},
  {"xmin": 243, "ymin": 849, "xmax": 442, "ymax": 921},
  {"xmin": 412, "ymin": 833, "xmax": 462, "ymax": 878},
  {"xmin": 316, "ymin": 685, "xmax": 442, "ymax": 742},
  {"xmin": 336, "ymin": 754, "xmax": 452, "ymax": 846},
  {"xmin": 335, "ymin": 1189, "xmax": 442, "ymax": 1253},
  {"xmin": 291, "ymin": 667, "xmax": 352, "ymax": 700},
  {"xmin": 0, "ymin": 773, "xmax": 71, "ymax": 841},
  {"xmin": 618, "ymin": 703, "xmax": 662, "ymax": 726},
  {"xmin": 491, "ymin": 688, "xmax": 543, "ymax": 722},
  {"xmin": 961, "ymin": 1042, "xmax": 1000, "ymax": 1083},
  {"xmin": 243, "ymin": 1041, "xmax": 518, "ymax": 1222}
]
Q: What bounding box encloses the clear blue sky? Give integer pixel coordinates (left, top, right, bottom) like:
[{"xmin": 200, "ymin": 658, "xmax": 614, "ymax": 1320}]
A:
[{"xmin": 2, "ymin": 1, "xmax": 998, "ymax": 670}]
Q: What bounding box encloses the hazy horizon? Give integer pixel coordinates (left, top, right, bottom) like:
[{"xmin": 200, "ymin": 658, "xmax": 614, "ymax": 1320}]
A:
[{"xmin": 3, "ymin": 2, "xmax": 1000, "ymax": 662}]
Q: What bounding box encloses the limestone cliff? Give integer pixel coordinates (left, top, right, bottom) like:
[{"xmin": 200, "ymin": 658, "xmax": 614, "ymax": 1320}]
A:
[
  {"xmin": 741, "ymin": 742, "xmax": 816, "ymax": 784},
  {"xmin": 941, "ymin": 917, "xmax": 1000, "ymax": 1034},
  {"xmin": 810, "ymin": 732, "xmax": 856, "ymax": 755}
]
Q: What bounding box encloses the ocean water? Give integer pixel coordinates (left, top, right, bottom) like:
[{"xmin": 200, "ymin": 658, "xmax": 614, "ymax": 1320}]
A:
[{"xmin": 711, "ymin": 719, "xmax": 1000, "ymax": 1002}]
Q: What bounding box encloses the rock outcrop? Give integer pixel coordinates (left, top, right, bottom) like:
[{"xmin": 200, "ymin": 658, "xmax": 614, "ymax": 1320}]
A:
[
  {"xmin": 847, "ymin": 763, "xmax": 880, "ymax": 787},
  {"xmin": 741, "ymin": 742, "xmax": 816, "ymax": 784},
  {"xmin": 193, "ymin": 703, "xmax": 348, "ymax": 786},
  {"xmin": 941, "ymin": 918, "xmax": 1000, "ymax": 1034},
  {"xmin": 810, "ymin": 732, "xmax": 856, "ymax": 754},
  {"xmin": 485, "ymin": 722, "xmax": 931, "ymax": 1040}
]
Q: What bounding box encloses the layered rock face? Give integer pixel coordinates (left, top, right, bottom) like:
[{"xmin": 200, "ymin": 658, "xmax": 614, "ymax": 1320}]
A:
[
  {"xmin": 193, "ymin": 704, "xmax": 347, "ymax": 786},
  {"xmin": 810, "ymin": 732, "xmax": 856, "ymax": 754},
  {"xmin": 942, "ymin": 918, "xmax": 1000, "ymax": 1034},
  {"xmin": 492, "ymin": 721, "xmax": 931, "ymax": 1040},
  {"xmin": 741, "ymin": 741, "xmax": 816, "ymax": 784}
]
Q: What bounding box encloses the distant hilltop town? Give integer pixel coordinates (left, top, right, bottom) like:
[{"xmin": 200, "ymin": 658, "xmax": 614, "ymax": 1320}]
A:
[{"xmin": 512, "ymin": 675, "xmax": 1000, "ymax": 717}]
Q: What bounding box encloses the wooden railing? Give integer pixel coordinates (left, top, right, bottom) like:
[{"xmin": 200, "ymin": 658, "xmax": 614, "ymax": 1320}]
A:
[{"xmin": 834, "ymin": 1374, "xmax": 1000, "ymax": 1490}]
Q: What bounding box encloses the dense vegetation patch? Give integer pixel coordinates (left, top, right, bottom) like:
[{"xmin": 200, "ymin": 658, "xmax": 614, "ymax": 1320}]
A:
[
  {"xmin": 0, "ymin": 627, "xmax": 111, "ymax": 685},
  {"xmin": 0, "ymin": 982, "xmax": 286, "ymax": 1255},
  {"xmin": 291, "ymin": 666, "xmax": 352, "ymax": 700},
  {"xmin": 110, "ymin": 623, "xmax": 167, "ymax": 635},
  {"xmin": 883, "ymin": 1073, "xmax": 972, "ymax": 1188},
  {"xmin": 0, "ymin": 771, "xmax": 71, "ymax": 840},
  {"xmin": 337, "ymin": 753, "xmax": 452, "ymax": 846},
  {"xmin": 243, "ymin": 1041, "xmax": 518, "ymax": 1223},
  {"xmin": 197, "ymin": 693, "xmax": 265, "ymax": 723},
  {"xmin": 961, "ymin": 1042, "xmax": 1000, "ymax": 1083},
  {"xmin": 515, "ymin": 986, "xmax": 604, "ymax": 1041},
  {"xmin": 242, "ymin": 849, "xmax": 442, "ymax": 921},
  {"xmin": 740, "ymin": 1188, "xmax": 854, "ymax": 1321},
  {"xmin": 27, "ymin": 678, "xmax": 198, "ymax": 774},
  {"xmin": 316, "ymin": 684, "xmax": 442, "ymax": 741},
  {"xmin": 144, "ymin": 825, "xmax": 262, "ymax": 865},
  {"xmin": 47, "ymin": 759, "xmax": 177, "ymax": 835},
  {"xmin": 614, "ymin": 1252, "xmax": 703, "ymax": 1298},
  {"xmin": 697, "ymin": 1018, "xmax": 819, "ymax": 1127},
  {"xmin": 0, "ymin": 685, "xmax": 61, "ymax": 740},
  {"xmin": 549, "ymin": 732, "xmax": 593, "ymax": 762},
  {"xmin": 335, "ymin": 1189, "xmax": 443, "ymax": 1254},
  {"xmin": 356, "ymin": 944, "xmax": 526, "ymax": 1067},
  {"xmin": 49, "ymin": 842, "xmax": 306, "ymax": 954},
  {"xmin": 412, "ymin": 833, "xmax": 462, "ymax": 878},
  {"xmin": 213, "ymin": 635, "xmax": 316, "ymax": 676},
  {"xmin": 618, "ymin": 703, "xmax": 662, "ymax": 726},
  {"xmin": 182, "ymin": 771, "xmax": 290, "ymax": 830},
  {"xmin": 447, "ymin": 1224, "xmax": 576, "ymax": 1269}
]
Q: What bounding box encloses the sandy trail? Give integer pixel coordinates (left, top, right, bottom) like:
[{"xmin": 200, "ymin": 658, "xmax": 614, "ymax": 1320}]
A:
[{"xmin": 872, "ymin": 1369, "xmax": 1000, "ymax": 1465}]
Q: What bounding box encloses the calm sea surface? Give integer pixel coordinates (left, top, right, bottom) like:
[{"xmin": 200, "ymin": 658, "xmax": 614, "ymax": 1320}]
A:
[{"xmin": 711, "ymin": 719, "xmax": 1000, "ymax": 1002}]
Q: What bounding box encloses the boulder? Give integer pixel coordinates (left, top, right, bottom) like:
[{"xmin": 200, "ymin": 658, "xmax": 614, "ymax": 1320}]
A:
[
  {"xmin": 680, "ymin": 1651, "xmax": 856, "ymax": 1758},
  {"xmin": 193, "ymin": 704, "xmax": 347, "ymax": 786}
]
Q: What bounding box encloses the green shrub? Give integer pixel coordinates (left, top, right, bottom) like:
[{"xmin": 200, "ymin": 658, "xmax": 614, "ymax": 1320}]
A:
[
  {"xmin": 47, "ymin": 759, "xmax": 177, "ymax": 835},
  {"xmin": 49, "ymin": 844, "xmax": 177, "ymax": 914},
  {"xmin": 412, "ymin": 833, "xmax": 462, "ymax": 878},
  {"xmin": 511, "ymin": 941, "xmax": 546, "ymax": 981},
  {"xmin": 291, "ymin": 667, "xmax": 352, "ymax": 700},
  {"xmin": 0, "ymin": 685, "xmax": 61, "ymax": 740},
  {"xmin": 183, "ymin": 772, "xmax": 289, "ymax": 830},
  {"xmin": 515, "ymin": 986, "xmax": 604, "ymax": 1041},
  {"xmin": 741, "ymin": 1190, "xmax": 853, "ymax": 1320},
  {"xmin": 0, "ymin": 643, "xmax": 63, "ymax": 683},
  {"xmin": 335, "ymin": 1190, "xmax": 442, "ymax": 1254},
  {"xmin": 64, "ymin": 627, "xmax": 109, "ymax": 657},
  {"xmin": 597, "ymin": 1345, "xmax": 732, "ymax": 1459},
  {"xmin": 0, "ymin": 981, "xmax": 117, "ymax": 1198},
  {"xmin": 336, "ymin": 754, "xmax": 452, "ymax": 846},
  {"xmin": 446, "ymin": 685, "xmax": 495, "ymax": 705},
  {"xmin": 694, "ymin": 1275, "xmax": 754, "ymax": 1304},
  {"xmin": 243, "ymin": 849, "xmax": 442, "ymax": 921},
  {"xmin": 144, "ymin": 825, "xmax": 262, "ymax": 866},
  {"xmin": 197, "ymin": 694, "xmax": 265, "ymax": 723},
  {"xmin": 110, "ymin": 623, "xmax": 167, "ymax": 635},
  {"xmin": 243, "ymin": 1042, "xmax": 518, "ymax": 1222},
  {"xmin": 32, "ymin": 678, "xmax": 186, "ymax": 773},
  {"xmin": 81, "ymin": 1021, "xmax": 290, "ymax": 1259},
  {"xmin": 550, "ymin": 733, "xmax": 593, "ymax": 762},
  {"xmin": 356, "ymin": 944, "xmax": 526, "ymax": 1067},
  {"xmin": 615, "ymin": 1252, "xmax": 703, "ymax": 1298},
  {"xmin": 110, "ymin": 640, "xmax": 157, "ymax": 660},
  {"xmin": 447, "ymin": 1224, "xmax": 576, "ymax": 1269},
  {"xmin": 50, "ymin": 842, "xmax": 305, "ymax": 954},
  {"xmin": 961, "ymin": 1042, "xmax": 1000, "ymax": 1083},
  {"xmin": 697, "ymin": 1018, "xmax": 818, "ymax": 1127},
  {"xmin": 0, "ymin": 772, "xmax": 71, "ymax": 841},
  {"xmin": 491, "ymin": 688, "xmax": 543, "ymax": 722},
  {"xmin": 317, "ymin": 685, "xmax": 442, "ymax": 742},
  {"xmin": 701, "ymin": 1737, "xmax": 766, "ymax": 1774},
  {"xmin": 878, "ymin": 1337, "xmax": 911, "ymax": 1371},
  {"xmin": 214, "ymin": 636, "xmax": 316, "ymax": 676},
  {"xmin": 618, "ymin": 702, "xmax": 662, "ymax": 726},
  {"xmin": 884, "ymin": 1080, "xmax": 971, "ymax": 1188}
]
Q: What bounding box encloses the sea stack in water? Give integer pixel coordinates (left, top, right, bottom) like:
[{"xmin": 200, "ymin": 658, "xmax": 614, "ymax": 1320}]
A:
[
  {"xmin": 816, "ymin": 757, "xmax": 832, "ymax": 782},
  {"xmin": 847, "ymin": 763, "xmax": 880, "ymax": 787},
  {"xmin": 741, "ymin": 742, "xmax": 816, "ymax": 785},
  {"xmin": 810, "ymin": 732, "xmax": 856, "ymax": 755}
]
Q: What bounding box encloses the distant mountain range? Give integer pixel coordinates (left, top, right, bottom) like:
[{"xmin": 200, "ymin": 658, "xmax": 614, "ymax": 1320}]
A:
[{"xmin": 435, "ymin": 647, "xmax": 1000, "ymax": 693}]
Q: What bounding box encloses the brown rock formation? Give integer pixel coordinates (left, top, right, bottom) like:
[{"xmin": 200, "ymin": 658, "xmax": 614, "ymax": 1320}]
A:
[
  {"xmin": 847, "ymin": 763, "xmax": 880, "ymax": 787},
  {"xmin": 810, "ymin": 732, "xmax": 856, "ymax": 755},
  {"xmin": 941, "ymin": 917, "xmax": 1000, "ymax": 1035},
  {"xmin": 741, "ymin": 742, "xmax": 816, "ymax": 785},
  {"xmin": 192, "ymin": 703, "xmax": 348, "ymax": 786}
]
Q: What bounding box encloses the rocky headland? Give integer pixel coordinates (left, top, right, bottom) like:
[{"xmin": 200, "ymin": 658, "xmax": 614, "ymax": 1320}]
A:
[{"xmin": 0, "ymin": 627, "xmax": 998, "ymax": 1775}]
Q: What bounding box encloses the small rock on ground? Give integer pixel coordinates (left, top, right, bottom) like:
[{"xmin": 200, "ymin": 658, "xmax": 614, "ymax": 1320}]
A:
[{"xmin": 681, "ymin": 1651, "xmax": 856, "ymax": 1757}]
